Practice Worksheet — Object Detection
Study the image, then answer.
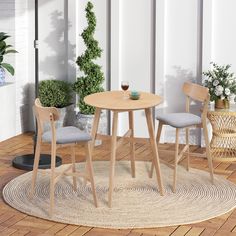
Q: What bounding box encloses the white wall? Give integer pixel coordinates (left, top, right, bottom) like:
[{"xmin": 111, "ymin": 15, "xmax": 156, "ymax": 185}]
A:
[
  {"xmin": 1, "ymin": 0, "xmax": 236, "ymax": 142},
  {"xmin": 111, "ymin": 0, "xmax": 236, "ymax": 143},
  {"xmin": 15, "ymin": 0, "xmax": 30, "ymax": 134},
  {"xmin": 202, "ymin": 0, "xmax": 236, "ymax": 71},
  {"xmin": 24, "ymin": 0, "xmax": 107, "ymax": 131},
  {"xmin": 158, "ymin": 0, "xmax": 200, "ymax": 143},
  {"xmin": 0, "ymin": 84, "xmax": 16, "ymax": 141},
  {"xmin": 36, "ymin": 0, "xmax": 107, "ymax": 87},
  {"xmin": 112, "ymin": 0, "xmax": 152, "ymax": 137},
  {"xmin": 112, "ymin": 0, "xmax": 200, "ymax": 141},
  {"xmin": 0, "ymin": 0, "xmax": 30, "ymax": 141},
  {"xmin": 38, "ymin": 0, "xmax": 69, "ymax": 82}
]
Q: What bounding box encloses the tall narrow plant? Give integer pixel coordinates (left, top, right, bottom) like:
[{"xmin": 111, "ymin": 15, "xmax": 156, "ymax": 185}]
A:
[{"xmin": 73, "ymin": 1, "xmax": 105, "ymax": 115}]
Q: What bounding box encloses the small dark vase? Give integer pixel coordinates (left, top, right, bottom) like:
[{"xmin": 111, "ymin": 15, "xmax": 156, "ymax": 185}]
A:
[{"xmin": 215, "ymin": 98, "xmax": 230, "ymax": 109}]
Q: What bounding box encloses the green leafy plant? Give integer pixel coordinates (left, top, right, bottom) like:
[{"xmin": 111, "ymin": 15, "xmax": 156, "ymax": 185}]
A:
[
  {"xmin": 203, "ymin": 62, "xmax": 236, "ymax": 101},
  {"xmin": 0, "ymin": 32, "xmax": 18, "ymax": 76},
  {"xmin": 73, "ymin": 1, "xmax": 105, "ymax": 115},
  {"xmin": 39, "ymin": 80, "xmax": 72, "ymax": 108}
]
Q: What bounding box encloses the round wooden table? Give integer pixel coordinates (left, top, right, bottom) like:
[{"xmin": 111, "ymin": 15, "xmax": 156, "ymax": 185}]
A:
[
  {"xmin": 208, "ymin": 104, "xmax": 236, "ymax": 162},
  {"xmin": 85, "ymin": 91, "xmax": 164, "ymax": 207}
]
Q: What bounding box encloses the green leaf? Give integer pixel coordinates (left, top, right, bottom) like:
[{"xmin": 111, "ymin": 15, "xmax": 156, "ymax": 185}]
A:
[
  {"xmin": 0, "ymin": 41, "xmax": 6, "ymax": 50},
  {"xmin": 0, "ymin": 33, "xmax": 9, "ymax": 41},
  {"xmin": 0, "ymin": 45, "xmax": 12, "ymax": 54},
  {"xmin": 5, "ymin": 49, "xmax": 18, "ymax": 54},
  {"xmin": 1, "ymin": 63, "xmax": 14, "ymax": 76}
]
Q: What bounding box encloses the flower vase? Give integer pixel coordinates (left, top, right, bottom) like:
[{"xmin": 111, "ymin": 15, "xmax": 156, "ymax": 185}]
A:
[
  {"xmin": 0, "ymin": 68, "xmax": 5, "ymax": 86},
  {"xmin": 215, "ymin": 98, "xmax": 230, "ymax": 109}
]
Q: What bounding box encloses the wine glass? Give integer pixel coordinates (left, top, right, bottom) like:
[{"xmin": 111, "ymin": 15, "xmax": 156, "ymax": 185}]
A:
[{"xmin": 121, "ymin": 81, "xmax": 129, "ymax": 99}]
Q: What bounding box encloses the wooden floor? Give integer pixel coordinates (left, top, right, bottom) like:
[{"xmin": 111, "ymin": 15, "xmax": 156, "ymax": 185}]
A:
[{"xmin": 0, "ymin": 133, "xmax": 236, "ymax": 236}]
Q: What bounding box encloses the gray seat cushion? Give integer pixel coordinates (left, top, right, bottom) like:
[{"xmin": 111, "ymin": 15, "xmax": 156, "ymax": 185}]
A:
[
  {"xmin": 156, "ymin": 113, "xmax": 202, "ymax": 128},
  {"xmin": 42, "ymin": 126, "xmax": 91, "ymax": 144}
]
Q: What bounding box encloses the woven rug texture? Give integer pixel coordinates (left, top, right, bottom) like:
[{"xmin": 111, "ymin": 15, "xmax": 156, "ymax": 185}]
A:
[{"xmin": 3, "ymin": 161, "xmax": 236, "ymax": 228}]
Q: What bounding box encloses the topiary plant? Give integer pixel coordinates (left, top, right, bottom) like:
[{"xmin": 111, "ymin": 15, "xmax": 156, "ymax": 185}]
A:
[
  {"xmin": 73, "ymin": 1, "xmax": 105, "ymax": 115},
  {"xmin": 39, "ymin": 80, "xmax": 72, "ymax": 108}
]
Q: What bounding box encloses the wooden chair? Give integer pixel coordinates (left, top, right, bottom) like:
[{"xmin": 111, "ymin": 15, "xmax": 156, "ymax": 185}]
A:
[
  {"xmin": 150, "ymin": 82, "xmax": 214, "ymax": 192},
  {"xmin": 30, "ymin": 98, "xmax": 98, "ymax": 216}
]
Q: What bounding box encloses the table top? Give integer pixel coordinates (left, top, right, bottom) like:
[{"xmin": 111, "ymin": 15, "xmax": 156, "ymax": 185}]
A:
[
  {"xmin": 84, "ymin": 91, "xmax": 163, "ymax": 111},
  {"xmin": 208, "ymin": 103, "xmax": 236, "ymax": 114}
]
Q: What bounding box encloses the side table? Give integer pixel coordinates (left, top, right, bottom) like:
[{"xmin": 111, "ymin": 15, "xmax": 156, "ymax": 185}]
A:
[
  {"xmin": 84, "ymin": 90, "xmax": 164, "ymax": 207},
  {"xmin": 207, "ymin": 104, "xmax": 236, "ymax": 162}
]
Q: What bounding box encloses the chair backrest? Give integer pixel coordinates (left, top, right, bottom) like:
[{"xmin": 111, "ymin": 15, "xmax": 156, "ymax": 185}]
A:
[
  {"xmin": 183, "ymin": 82, "xmax": 209, "ymax": 102},
  {"xmin": 182, "ymin": 82, "xmax": 210, "ymax": 117},
  {"xmin": 33, "ymin": 98, "xmax": 60, "ymax": 134}
]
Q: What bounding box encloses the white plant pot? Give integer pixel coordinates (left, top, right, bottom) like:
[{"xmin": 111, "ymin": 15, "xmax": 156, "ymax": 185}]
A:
[{"xmin": 75, "ymin": 112, "xmax": 107, "ymax": 145}]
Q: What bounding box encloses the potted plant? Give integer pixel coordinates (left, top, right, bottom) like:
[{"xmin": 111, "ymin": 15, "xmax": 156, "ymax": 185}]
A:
[
  {"xmin": 73, "ymin": 1, "xmax": 106, "ymax": 141},
  {"xmin": 0, "ymin": 32, "xmax": 18, "ymax": 85},
  {"xmin": 203, "ymin": 62, "xmax": 236, "ymax": 109},
  {"xmin": 39, "ymin": 79, "xmax": 74, "ymax": 130}
]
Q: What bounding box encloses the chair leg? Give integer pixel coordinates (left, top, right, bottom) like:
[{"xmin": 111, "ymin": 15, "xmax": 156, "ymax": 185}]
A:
[
  {"xmin": 186, "ymin": 128, "xmax": 190, "ymax": 171},
  {"xmin": 202, "ymin": 122, "xmax": 214, "ymax": 184},
  {"xmin": 129, "ymin": 111, "xmax": 135, "ymax": 178},
  {"xmin": 85, "ymin": 142, "xmax": 98, "ymax": 207},
  {"xmin": 49, "ymin": 143, "xmax": 56, "ymax": 217},
  {"xmin": 83, "ymin": 160, "xmax": 89, "ymax": 186},
  {"xmin": 30, "ymin": 136, "xmax": 41, "ymax": 199},
  {"xmin": 71, "ymin": 145, "xmax": 77, "ymax": 191},
  {"xmin": 173, "ymin": 128, "xmax": 179, "ymax": 193},
  {"xmin": 150, "ymin": 122, "xmax": 163, "ymax": 178}
]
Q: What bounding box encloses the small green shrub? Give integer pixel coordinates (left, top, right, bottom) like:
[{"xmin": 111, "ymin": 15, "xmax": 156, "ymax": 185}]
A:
[{"xmin": 39, "ymin": 80, "xmax": 72, "ymax": 108}]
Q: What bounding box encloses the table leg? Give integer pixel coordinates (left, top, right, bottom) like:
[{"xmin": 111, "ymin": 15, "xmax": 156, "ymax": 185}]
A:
[
  {"xmin": 91, "ymin": 108, "xmax": 102, "ymax": 153},
  {"xmin": 108, "ymin": 111, "xmax": 119, "ymax": 207},
  {"xmin": 145, "ymin": 108, "xmax": 164, "ymax": 196},
  {"xmin": 129, "ymin": 111, "xmax": 135, "ymax": 178}
]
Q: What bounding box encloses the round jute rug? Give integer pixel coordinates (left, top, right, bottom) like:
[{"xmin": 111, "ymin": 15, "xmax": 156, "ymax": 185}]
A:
[{"xmin": 3, "ymin": 161, "xmax": 236, "ymax": 229}]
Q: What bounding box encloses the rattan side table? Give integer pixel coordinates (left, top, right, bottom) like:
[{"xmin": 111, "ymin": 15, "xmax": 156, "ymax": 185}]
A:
[{"xmin": 207, "ymin": 104, "xmax": 236, "ymax": 162}]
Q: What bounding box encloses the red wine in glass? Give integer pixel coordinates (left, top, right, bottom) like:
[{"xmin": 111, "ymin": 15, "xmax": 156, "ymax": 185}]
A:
[
  {"xmin": 121, "ymin": 81, "xmax": 129, "ymax": 99},
  {"xmin": 121, "ymin": 84, "xmax": 129, "ymax": 91}
]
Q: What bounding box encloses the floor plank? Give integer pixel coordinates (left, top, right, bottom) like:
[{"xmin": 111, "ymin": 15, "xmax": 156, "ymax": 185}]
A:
[
  {"xmin": 170, "ymin": 226, "xmax": 192, "ymax": 236},
  {"xmin": 0, "ymin": 133, "xmax": 236, "ymax": 236}
]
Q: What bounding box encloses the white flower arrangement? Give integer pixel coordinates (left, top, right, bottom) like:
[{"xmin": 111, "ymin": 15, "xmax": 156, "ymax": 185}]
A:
[
  {"xmin": 203, "ymin": 62, "xmax": 236, "ymax": 101},
  {"xmin": 214, "ymin": 85, "xmax": 223, "ymax": 96}
]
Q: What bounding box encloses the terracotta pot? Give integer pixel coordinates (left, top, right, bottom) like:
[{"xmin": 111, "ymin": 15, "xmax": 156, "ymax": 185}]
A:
[{"xmin": 215, "ymin": 98, "xmax": 230, "ymax": 109}]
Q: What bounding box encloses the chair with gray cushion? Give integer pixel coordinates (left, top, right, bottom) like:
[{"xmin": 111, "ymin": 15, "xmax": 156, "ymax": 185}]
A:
[
  {"xmin": 30, "ymin": 98, "xmax": 98, "ymax": 216},
  {"xmin": 150, "ymin": 82, "xmax": 214, "ymax": 192}
]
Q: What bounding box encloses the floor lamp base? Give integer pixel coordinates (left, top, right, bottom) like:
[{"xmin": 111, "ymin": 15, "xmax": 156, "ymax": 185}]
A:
[{"xmin": 12, "ymin": 154, "xmax": 62, "ymax": 171}]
